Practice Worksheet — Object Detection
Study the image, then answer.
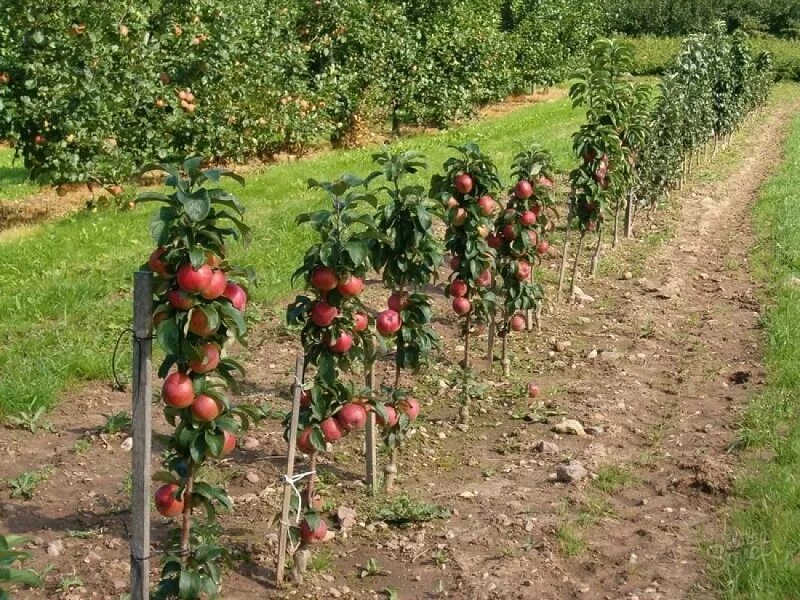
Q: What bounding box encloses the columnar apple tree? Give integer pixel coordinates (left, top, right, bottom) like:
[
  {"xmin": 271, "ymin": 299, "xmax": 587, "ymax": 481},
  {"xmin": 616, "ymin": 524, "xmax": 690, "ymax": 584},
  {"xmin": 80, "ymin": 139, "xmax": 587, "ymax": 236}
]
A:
[
  {"xmin": 431, "ymin": 143, "xmax": 500, "ymax": 423},
  {"xmin": 368, "ymin": 149, "xmax": 443, "ymax": 490},
  {"xmin": 139, "ymin": 157, "xmax": 260, "ymax": 599},
  {"xmin": 491, "ymin": 146, "xmax": 555, "ymax": 374},
  {"xmin": 286, "ymin": 175, "xmax": 379, "ymax": 545}
]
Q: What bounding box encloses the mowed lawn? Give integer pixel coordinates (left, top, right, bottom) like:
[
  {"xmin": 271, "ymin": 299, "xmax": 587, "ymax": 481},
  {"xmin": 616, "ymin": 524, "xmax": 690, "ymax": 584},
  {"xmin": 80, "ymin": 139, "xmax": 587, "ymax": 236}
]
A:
[{"xmin": 0, "ymin": 92, "xmax": 581, "ymax": 416}]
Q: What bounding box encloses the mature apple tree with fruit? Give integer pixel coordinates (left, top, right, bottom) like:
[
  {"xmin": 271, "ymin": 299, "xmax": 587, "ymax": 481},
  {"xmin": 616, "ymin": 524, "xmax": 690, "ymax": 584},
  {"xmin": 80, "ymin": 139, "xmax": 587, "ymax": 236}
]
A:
[
  {"xmin": 430, "ymin": 143, "xmax": 500, "ymax": 423},
  {"xmin": 138, "ymin": 157, "xmax": 261, "ymax": 599},
  {"xmin": 368, "ymin": 149, "xmax": 443, "ymax": 490},
  {"xmin": 491, "ymin": 145, "xmax": 556, "ymax": 374},
  {"xmin": 286, "ymin": 175, "xmax": 380, "ymax": 547}
]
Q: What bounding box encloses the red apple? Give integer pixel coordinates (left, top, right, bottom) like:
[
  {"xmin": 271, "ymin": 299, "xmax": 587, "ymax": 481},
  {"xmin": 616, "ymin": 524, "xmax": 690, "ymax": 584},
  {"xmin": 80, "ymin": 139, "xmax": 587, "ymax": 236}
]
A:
[
  {"xmin": 154, "ymin": 483, "xmax": 184, "ymax": 517},
  {"xmin": 320, "ymin": 417, "xmax": 343, "ymax": 442},
  {"xmin": 310, "ymin": 266, "xmax": 338, "ymax": 291},
  {"xmin": 221, "ymin": 431, "xmax": 236, "ymax": 456},
  {"xmin": 189, "ymin": 343, "xmax": 220, "ymax": 374},
  {"xmin": 148, "ymin": 247, "xmax": 171, "ymax": 278},
  {"xmin": 177, "ymin": 264, "xmax": 213, "ymax": 294},
  {"xmin": 336, "ymin": 403, "xmax": 367, "ymax": 432},
  {"xmin": 520, "ymin": 211, "xmax": 537, "ymax": 226},
  {"xmin": 191, "ymin": 394, "xmax": 221, "ymax": 422},
  {"xmin": 487, "ymin": 233, "xmax": 502, "ymax": 249},
  {"xmin": 450, "ymin": 256, "xmax": 461, "ymax": 271},
  {"xmin": 337, "ymin": 275, "xmax": 363, "ymax": 297},
  {"xmin": 188, "ymin": 310, "xmax": 217, "ymax": 337},
  {"xmin": 311, "ymin": 301, "xmax": 338, "ymax": 327},
  {"xmin": 453, "ymin": 208, "xmax": 467, "ymax": 227},
  {"xmin": 205, "ymin": 252, "xmax": 223, "ymax": 269},
  {"xmin": 376, "ymin": 309, "xmax": 402, "ymax": 336},
  {"xmin": 478, "ymin": 195, "xmax": 496, "ymax": 216},
  {"xmin": 537, "ymin": 176, "xmax": 553, "ymax": 188},
  {"xmin": 476, "ymin": 269, "xmax": 493, "ymax": 288},
  {"xmin": 377, "ymin": 406, "xmax": 399, "ymax": 428},
  {"xmin": 167, "ymin": 289, "xmax": 195, "ymax": 311},
  {"xmin": 201, "ymin": 269, "xmax": 227, "ymax": 300},
  {"xmin": 515, "ymin": 261, "xmax": 531, "ymax": 281},
  {"xmin": 387, "ymin": 291, "xmax": 409, "ymax": 312},
  {"xmin": 300, "ymin": 517, "xmax": 327, "ymax": 543},
  {"xmin": 445, "ymin": 196, "xmax": 459, "ymax": 209},
  {"xmin": 297, "ymin": 428, "xmax": 315, "ymax": 454},
  {"xmin": 300, "ymin": 390, "xmax": 312, "ymax": 408},
  {"xmin": 537, "ymin": 240, "xmax": 550, "ymax": 255},
  {"xmin": 33, "ymin": 134, "xmax": 46, "ymax": 145},
  {"xmin": 527, "ymin": 230, "xmax": 539, "ymax": 246},
  {"xmin": 514, "ymin": 180, "xmax": 533, "ymax": 199},
  {"xmin": 502, "ymin": 223, "xmax": 517, "ymax": 241},
  {"xmin": 353, "ymin": 312, "xmax": 369, "ymax": 332},
  {"xmin": 449, "ymin": 279, "xmax": 468, "ymax": 298},
  {"xmin": 452, "ymin": 297, "xmax": 471, "ymax": 315},
  {"xmin": 510, "ymin": 314, "xmax": 526, "ymax": 331},
  {"xmin": 222, "ymin": 282, "xmax": 247, "ymax": 311},
  {"xmin": 328, "ymin": 331, "xmax": 353, "ymax": 353},
  {"xmin": 399, "ymin": 397, "xmax": 420, "ymax": 421},
  {"xmin": 527, "ymin": 382, "xmax": 540, "ymax": 398},
  {"xmin": 163, "ymin": 372, "xmax": 194, "ymax": 408},
  {"xmin": 454, "ymin": 173, "xmax": 473, "ymax": 195}
]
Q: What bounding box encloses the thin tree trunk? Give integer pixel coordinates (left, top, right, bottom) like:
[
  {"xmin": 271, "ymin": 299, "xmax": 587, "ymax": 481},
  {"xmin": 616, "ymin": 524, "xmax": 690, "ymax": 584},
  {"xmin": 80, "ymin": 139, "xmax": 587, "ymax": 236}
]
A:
[
  {"xmin": 179, "ymin": 463, "xmax": 195, "ymax": 564},
  {"xmin": 613, "ymin": 199, "xmax": 621, "ymax": 248},
  {"xmin": 487, "ymin": 306, "xmax": 495, "ymax": 366},
  {"xmin": 459, "ymin": 311, "xmax": 472, "ymax": 424},
  {"xmin": 624, "ymin": 192, "xmax": 634, "ymax": 238}
]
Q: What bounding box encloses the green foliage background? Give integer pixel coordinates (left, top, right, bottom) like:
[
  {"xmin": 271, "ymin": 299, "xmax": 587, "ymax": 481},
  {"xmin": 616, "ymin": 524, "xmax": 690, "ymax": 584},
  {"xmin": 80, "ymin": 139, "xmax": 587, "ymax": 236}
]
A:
[{"xmin": 0, "ymin": 0, "xmax": 603, "ymax": 184}]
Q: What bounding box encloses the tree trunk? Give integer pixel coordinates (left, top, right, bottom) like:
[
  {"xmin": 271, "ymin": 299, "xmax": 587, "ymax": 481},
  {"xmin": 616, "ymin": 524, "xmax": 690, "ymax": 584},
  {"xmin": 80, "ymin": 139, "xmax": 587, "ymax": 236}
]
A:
[
  {"xmin": 179, "ymin": 463, "xmax": 195, "ymax": 564},
  {"xmin": 590, "ymin": 226, "xmax": 603, "ymax": 277},
  {"xmin": 569, "ymin": 231, "xmax": 586, "ymax": 299},
  {"xmin": 556, "ymin": 218, "xmax": 573, "ymax": 303}
]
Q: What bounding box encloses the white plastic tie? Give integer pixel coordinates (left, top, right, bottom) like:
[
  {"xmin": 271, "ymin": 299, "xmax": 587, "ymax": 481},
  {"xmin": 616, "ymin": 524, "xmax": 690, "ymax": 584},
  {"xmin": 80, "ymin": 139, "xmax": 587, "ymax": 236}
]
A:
[{"xmin": 283, "ymin": 470, "xmax": 316, "ymax": 523}]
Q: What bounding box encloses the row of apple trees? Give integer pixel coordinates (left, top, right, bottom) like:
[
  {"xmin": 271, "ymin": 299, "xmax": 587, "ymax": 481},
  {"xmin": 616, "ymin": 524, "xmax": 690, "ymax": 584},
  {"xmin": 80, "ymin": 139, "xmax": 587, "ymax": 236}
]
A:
[{"xmin": 557, "ymin": 30, "xmax": 772, "ymax": 299}]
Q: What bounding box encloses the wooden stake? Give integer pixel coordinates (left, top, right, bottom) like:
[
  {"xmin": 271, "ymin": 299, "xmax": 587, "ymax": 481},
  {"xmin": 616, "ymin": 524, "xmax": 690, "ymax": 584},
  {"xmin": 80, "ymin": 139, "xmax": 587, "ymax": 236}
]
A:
[
  {"xmin": 487, "ymin": 308, "xmax": 496, "ymax": 366},
  {"xmin": 557, "ymin": 218, "xmax": 572, "ymax": 302},
  {"xmin": 569, "ymin": 231, "xmax": 586, "ymax": 299},
  {"xmin": 590, "ymin": 226, "xmax": 603, "ymax": 277},
  {"xmin": 130, "ymin": 271, "xmax": 153, "ymax": 600},
  {"xmin": 276, "ymin": 355, "xmax": 304, "ymax": 587},
  {"xmin": 624, "ymin": 191, "xmax": 634, "ymax": 238},
  {"xmin": 460, "ymin": 311, "xmax": 472, "ymax": 424}
]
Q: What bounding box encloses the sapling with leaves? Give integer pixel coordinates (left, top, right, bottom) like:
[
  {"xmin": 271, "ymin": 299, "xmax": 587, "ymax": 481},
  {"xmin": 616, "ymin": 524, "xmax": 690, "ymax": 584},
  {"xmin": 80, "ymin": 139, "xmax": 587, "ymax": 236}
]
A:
[
  {"xmin": 368, "ymin": 149, "xmax": 443, "ymax": 491},
  {"xmin": 286, "ymin": 174, "xmax": 381, "ymax": 548},
  {"xmin": 430, "ymin": 142, "xmax": 500, "ymax": 423},
  {"xmin": 0, "ymin": 534, "xmax": 45, "ymax": 598},
  {"xmin": 491, "ymin": 146, "xmax": 555, "ymax": 374},
  {"xmin": 138, "ymin": 157, "xmax": 261, "ymax": 599}
]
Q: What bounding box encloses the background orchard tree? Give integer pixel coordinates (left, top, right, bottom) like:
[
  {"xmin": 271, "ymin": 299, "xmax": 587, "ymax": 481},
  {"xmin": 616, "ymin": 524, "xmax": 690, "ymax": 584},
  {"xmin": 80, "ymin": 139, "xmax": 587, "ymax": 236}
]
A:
[
  {"xmin": 368, "ymin": 149, "xmax": 443, "ymax": 490},
  {"xmin": 286, "ymin": 174, "xmax": 380, "ymax": 549},
  {"xmin": 430, "ymin": 143, "xmax": 500, "ymax": 423},
  {"xmin": 139, "ymin": 157, "xmax": 261, "ymax": 599}
]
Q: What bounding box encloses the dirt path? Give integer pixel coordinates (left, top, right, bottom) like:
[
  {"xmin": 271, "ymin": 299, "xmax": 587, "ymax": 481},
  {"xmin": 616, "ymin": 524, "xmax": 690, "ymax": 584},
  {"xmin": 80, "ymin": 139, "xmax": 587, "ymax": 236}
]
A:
[{"xmin": 0, "ymin": 96, "xmax": 797, "ymax": 600}]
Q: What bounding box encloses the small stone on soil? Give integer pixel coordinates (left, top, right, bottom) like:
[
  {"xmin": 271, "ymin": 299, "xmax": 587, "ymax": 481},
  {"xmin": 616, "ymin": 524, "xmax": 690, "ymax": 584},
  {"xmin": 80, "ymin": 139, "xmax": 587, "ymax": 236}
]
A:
[
  {"xmin": 556, "ymin": 461, "xmax": 588, "ymax": 483},
  {"xmin": 534, "ymin": 440, "xmax": 560, "ymax": 454},
  {"xmin": 245, "ymin": 471, "xmax": 260, "ymax": 484},
  {"xmin": 47, "ymin": 539, "xmax": 64, "ymax": 557},
  {"xmin": 552, "ymin": 419, "xmax": 586, "ymax": 436},
  {"xmin": 242, "ymin": 436, "xmax": 260, "ymax": 450}
]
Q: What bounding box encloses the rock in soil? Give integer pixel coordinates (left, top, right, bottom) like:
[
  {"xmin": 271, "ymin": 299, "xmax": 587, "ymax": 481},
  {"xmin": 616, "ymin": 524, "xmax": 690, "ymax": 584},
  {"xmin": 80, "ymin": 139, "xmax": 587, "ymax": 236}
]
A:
[
  {"xmin": 552, "ymin": 419, "xmax": 586, "ymax": 436},
  {"xmin": 534, "ymin": 440, "xmax": 560, "ymax": 454},
  {"xmin": 556, "ymin": 461, "xmax": 588, "ymax": 483}
]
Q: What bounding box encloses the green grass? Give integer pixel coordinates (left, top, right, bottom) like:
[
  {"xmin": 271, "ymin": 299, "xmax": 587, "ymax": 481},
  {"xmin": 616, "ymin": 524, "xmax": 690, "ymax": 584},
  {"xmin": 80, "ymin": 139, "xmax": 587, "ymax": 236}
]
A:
[
  {"xmin": 712, "ymin": 111, "xmax": 800, "ymax": 598},
  {"xmin": 0, "ymin": 93, "xmax": 582, "ymax": 416},
  {"xmin": 623, "ymin": 35, "xmax": 800, "ymax": 82},
  {"xmin": 0, "ymin": 147, "xmax": 40, "ymax": 203}
]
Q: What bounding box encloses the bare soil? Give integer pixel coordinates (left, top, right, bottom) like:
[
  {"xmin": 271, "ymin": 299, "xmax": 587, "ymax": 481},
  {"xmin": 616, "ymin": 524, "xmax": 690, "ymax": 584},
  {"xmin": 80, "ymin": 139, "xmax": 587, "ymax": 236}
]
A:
[{"xmin": 1, "ymin": 96, "xmax": 798, "ymax": 600}]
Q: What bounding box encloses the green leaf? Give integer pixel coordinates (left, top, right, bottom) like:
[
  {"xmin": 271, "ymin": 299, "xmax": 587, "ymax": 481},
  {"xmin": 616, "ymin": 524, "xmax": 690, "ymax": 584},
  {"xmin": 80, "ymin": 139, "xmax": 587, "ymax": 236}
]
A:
[
  {"xmin": 189, "ymin": 248, "xmax": 205, "ymax": 269},
  {"xmin": 178, "ymin": 568, "xmax": 201, "ymax": 599},
  {"xmin": 157, "ymin": 319, "xmax": 180, "ymax": 357},
  {"xmin": 178, "ymin": 189, "xmax": 211, "ymax": 222},
  {"xmin": 218, "ymin": 303, "xmax": 246, "ymax": 336}
]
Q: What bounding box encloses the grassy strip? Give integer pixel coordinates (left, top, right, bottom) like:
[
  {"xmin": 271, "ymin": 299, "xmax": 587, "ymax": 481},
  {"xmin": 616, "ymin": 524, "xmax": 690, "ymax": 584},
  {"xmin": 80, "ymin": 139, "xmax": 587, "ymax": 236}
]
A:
[
  {"xmin": 712, "ymin": 112, "xmax": 800, "ymax": 597},
  {"xmin": 623, "ymin": 35, "xmax": 800, "ymax": 82},
  {"xmin": 0, "ymin": 93, "xmax": 581, "ymax": 415},
  {"xmin": 0, "ymin": 148, "xmax": 40, "ymax": 203}
]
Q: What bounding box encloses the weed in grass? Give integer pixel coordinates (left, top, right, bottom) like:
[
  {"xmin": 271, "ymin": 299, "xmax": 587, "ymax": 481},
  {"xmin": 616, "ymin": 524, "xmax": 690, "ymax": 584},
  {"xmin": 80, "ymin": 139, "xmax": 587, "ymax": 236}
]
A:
[
  {"xmin": 308, "ymin": 549, "xmax": 333, "ymax": 573},
  {"xmin": 362, "ymin": 493, "xmax": 450, "ymax": 526},
  {"xmin": 556, "ymin": 523, "xmax": 585, "ymax": 557},
  {"xmin": 593, "ymin": 464, "xmax": 638, "ymax": 494},
  {"xmin": 384, "ymin": 588, "xmax": 399, "ymax": 600},
  {"xmin": 101, "ymin": 411, "xmax": 131, "ymax": 434},
  {"xmin": 72, "ymin": 438, "xmax": 92, "ymax": 454},
  {"xmin": 57, "ymin": 575, "xmax": 83, "ymax": 592},
  {"xmin": 431, "ymin": 549, "xmax": 449, "ymax": 566},
  {"xmin": 358, "ymin": 558, "xmax": 389, "ymax": 578},
  {"xmin": 7, "ymin": 467, "xmax": 53, "ymax": 499},
  {"xmin": 5, "ymin": 400, "xmax": 53, "ymax": 433},
  {"xmin": 576, "ymin": 495, "xmax": 617, "ymax": 527}
]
